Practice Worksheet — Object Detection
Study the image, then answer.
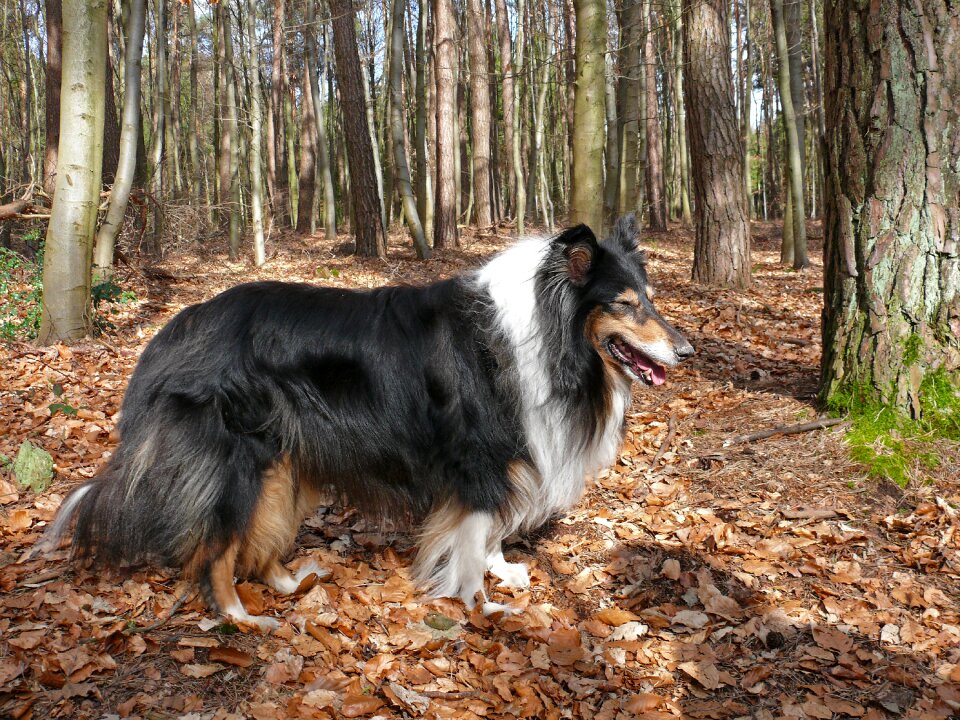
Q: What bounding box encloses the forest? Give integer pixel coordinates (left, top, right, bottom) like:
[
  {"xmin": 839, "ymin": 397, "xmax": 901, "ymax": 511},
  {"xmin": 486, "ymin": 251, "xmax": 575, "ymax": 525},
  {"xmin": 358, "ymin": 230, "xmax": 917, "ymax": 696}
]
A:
[{"xmin": 1, "ymin": 0, "xmax": 959, "ymax": 717}]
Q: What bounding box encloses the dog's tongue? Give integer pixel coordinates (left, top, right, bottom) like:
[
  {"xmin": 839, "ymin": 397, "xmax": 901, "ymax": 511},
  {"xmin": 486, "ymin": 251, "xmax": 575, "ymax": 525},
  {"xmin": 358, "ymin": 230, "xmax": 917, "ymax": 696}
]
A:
[{"xmin": 628, "ymin": 348, "xmax": 667, "ymax": 385}]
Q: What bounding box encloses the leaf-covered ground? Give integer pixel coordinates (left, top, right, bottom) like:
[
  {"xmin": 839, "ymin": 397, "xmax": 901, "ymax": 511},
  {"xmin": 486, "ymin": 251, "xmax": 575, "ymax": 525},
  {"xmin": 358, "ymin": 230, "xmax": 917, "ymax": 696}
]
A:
[{"xmin": 1, "ymin": 224, "xmax": 959, "ymax": 720}]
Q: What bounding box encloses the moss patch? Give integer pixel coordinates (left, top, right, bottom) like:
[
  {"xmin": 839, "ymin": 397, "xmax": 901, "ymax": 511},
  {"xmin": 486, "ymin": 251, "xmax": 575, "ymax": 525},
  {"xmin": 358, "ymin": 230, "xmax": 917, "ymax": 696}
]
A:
[{"xmin": 828, "ymin": 370, "xmax": 960, "ymax": 487}]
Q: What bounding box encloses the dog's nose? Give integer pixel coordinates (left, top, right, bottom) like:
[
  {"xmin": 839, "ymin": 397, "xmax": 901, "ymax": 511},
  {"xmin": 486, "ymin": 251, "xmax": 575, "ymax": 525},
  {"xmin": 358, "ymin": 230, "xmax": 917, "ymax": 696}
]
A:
[{"xmin": 675, "ymin": 342, "xmax": 695, "ymax": 360}]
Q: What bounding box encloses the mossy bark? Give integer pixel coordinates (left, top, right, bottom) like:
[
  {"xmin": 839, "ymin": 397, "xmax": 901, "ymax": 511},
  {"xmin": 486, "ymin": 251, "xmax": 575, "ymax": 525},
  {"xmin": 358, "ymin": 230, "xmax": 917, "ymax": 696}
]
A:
[{"xmin": 821, "ymin": 0, "xmax": 960, "ymax": 413}]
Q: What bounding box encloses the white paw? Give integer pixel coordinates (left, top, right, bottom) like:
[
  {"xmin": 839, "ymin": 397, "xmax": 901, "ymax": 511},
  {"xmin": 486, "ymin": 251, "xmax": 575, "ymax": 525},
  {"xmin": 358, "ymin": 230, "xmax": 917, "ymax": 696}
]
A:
[
  {"xmin": 489, "ymin": 559, "xmax": 530, "ymax": 589},
  {"xmin": 294, "ymin": 560, "xmax": 329, "ymax": 584},
  {"xmin": 225, "ymin": 610, "xmax": 280, "ymax": 632},
  {"xmin": 482, "ymin": 601, "xmax": 517, "ymax": 617}
]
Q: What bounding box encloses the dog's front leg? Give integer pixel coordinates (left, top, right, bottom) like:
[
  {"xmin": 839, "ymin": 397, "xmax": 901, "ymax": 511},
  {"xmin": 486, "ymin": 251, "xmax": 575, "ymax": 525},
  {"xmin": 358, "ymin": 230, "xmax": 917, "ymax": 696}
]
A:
[{"xmin": 486, "ymin": 549, "xmax": 530, "ymax": 589}]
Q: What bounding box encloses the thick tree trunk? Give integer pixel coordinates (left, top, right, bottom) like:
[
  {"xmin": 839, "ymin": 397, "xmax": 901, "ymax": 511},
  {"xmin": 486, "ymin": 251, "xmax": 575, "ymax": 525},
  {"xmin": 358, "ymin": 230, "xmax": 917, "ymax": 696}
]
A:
[
  {"xmin": 467, "ymin": 0, "xmax": 492, "ymax": 227},
  {"xmin": 39, "ymin": 0, "xmax": 107, "ymax": 344},
  {"xmin": 643, "ymin": 0, "xmax": 667, "ymax": 230},
  {"xmin": 93, "ymin": 0, "xmax": 146, "ymax": 285},
  {"xmin": 44, "ymin": 0, "xmax": 61, "ymax": 196},
  {"xmin": 329, "ymin": 0, "xmax": 386, "ymax": 257},
  {"xmin": 820, "ymin": 0, "xmax": 960, "ymax": 412},
  {"xmin": 390, "ymin": 0, "xmax": 429, "ymax": 257},
  {"xmin": 683, "ymin": 0, "xmax": 751, "ymax": 287},
  {"xmin": 770, "ymin": 0, "xmax": 807, "ymax": 268},
  {"xmin": 432, "ymin": 0, "xmax": 458, "ymax": 248},
  {"xmin": 571, "ymin": 0, "xmax": 606, "ymax": 234}
]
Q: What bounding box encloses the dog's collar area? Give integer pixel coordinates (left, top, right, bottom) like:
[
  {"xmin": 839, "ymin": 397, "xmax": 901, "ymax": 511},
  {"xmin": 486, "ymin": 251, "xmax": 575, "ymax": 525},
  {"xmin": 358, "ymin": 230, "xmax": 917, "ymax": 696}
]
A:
[{"xmin": 606, "ymin": 338, "xmax": 666, "ymax": 385}]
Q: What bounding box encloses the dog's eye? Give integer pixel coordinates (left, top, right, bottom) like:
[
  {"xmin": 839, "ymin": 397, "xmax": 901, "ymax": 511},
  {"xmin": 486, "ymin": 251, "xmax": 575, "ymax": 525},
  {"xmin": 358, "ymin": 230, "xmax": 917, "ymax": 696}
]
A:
[{"xmin": 610, "ymin": 300, "xmax": 635, "ymax": 311}]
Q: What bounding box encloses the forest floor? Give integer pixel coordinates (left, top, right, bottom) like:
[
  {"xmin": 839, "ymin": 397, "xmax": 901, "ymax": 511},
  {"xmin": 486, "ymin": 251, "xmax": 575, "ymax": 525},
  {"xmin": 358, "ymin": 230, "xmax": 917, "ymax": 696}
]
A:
[{"xmin": 1, "ymin": 221, "xmax": 959, "ymax": 720}]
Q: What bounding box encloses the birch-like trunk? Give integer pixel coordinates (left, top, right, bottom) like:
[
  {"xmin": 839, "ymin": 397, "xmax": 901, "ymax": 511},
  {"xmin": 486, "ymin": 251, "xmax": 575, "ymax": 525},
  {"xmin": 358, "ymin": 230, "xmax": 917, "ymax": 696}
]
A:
[
  {"xmin": 39, "ymin": 0, "xmax": 107, "ymax": 344},
  {"xmin": 93, "ymin": 0, "xmax": 145, "ymax": 285},
  {"xmin": 244, "ymin": 0, "xmax": 266, "ymax": 266}
]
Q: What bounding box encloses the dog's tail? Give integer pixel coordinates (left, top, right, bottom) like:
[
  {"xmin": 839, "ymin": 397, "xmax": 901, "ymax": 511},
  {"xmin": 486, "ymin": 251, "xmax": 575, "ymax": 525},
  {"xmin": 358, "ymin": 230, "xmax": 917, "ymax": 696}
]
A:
[{"xmin": 38, "ymin": 398, "xmax": 267, "ymax": 570}]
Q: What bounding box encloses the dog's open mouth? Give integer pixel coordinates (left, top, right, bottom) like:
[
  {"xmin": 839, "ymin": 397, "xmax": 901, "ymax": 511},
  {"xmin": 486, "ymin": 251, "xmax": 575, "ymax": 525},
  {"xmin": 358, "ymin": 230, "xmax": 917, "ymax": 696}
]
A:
[{"xmin": 606, "ymin": 338, "xmax": 666, "ymax": 385}]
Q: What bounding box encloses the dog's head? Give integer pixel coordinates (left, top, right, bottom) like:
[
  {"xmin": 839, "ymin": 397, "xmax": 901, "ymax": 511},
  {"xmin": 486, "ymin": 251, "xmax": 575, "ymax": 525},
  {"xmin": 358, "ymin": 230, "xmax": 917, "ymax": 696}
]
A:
[{"xmin": 551, "ymin": 214, "xmax": 694, "ymax": 385}]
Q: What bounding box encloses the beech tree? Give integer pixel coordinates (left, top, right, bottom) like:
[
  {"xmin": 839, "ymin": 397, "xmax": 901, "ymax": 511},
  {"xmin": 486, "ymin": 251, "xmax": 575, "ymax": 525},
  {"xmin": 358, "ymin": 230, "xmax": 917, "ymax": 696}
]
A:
[{"xmin": 570, "ymin": 0, "xmax": 606, "ymax": 234}]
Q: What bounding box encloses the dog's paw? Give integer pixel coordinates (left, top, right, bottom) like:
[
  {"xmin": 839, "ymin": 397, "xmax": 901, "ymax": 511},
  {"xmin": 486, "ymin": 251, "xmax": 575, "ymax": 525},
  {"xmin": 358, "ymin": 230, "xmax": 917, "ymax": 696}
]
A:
[
  {"xmin": 482, "ymin": 601, "xmax": 518, "ymax": 618},
  {"xmin": 489, "ymin": 559, "xmax": 530, "ymax": 589},
  {"xmin": 293, "ymin": 560, "xmax": 330, "ymax": 584},
  {"xmin": 228, "ymin": 612, "xmax": 281, "ymax": 633}
]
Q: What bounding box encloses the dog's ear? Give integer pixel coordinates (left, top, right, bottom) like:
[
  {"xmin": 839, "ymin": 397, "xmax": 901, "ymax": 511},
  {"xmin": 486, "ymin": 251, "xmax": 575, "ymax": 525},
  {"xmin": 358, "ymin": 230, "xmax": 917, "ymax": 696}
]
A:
[
  {"xmin": 553, "ymin": 224, "xmax": 599, "ymax": 286},
  {"xmin": 609, "ymin": 213, "xmax": 640, "ymax": 254}
]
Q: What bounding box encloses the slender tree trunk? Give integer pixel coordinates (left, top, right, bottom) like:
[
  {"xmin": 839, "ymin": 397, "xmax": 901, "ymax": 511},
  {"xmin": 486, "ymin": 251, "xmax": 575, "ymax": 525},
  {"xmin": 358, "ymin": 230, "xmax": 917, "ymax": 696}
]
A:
[
  {"xmin": 770, "ymin": 0, "xmax": 807, "ymax": 267},
  {"xmin": 672, "ymin": 0, "xmax": 692, "ymax": 224},
  {"xmin": 93, "ymin": 0, "xmax": 145, "ymax": 285},
  {"xmin": 602, "ymin": 51, "xmax": 620, "ymax": 223},
  {"xmin": 218, "ymin": 3, "xmax": 241, "ymax": 257},
  {"xmin": 40, "ymin": 0, "xmax": 106, "ymax": 343},
  {"xmin": 329, "ymin": 0, "xmax": 386, "ymax": 257},
  {"xmin": 415, "ymin": 0, "xmax": 433, "ymax": 239},
  {"xmin": 147, "ymin": 0, "xmax": 167, "ymax": 256},
  {"xmin": 821, "ymin": 0, "xmax": 960, "ymax": 411},
  {"xmin": 571, "ymin": 0, "xmax": 606, "ymax": 233},
  {"xmin": 742, "ymin": 0, "xmax": 752, "ymax": 218},
  {"xmin": 494, "ymin": 0, "xmax": 514, "ymax": 219},
  {"xmin": 359, "ymin": 46, "xmax": 387, "ymax": 235},
  {"xmin": 512, "ymin": 0, "xmax": 526, "ymax": 233},
  {"xmin": 466, "ymin": 0, "xmax": 492, "ymax": 227},
  {"xmin": 534, "ymin": 2, "xmax": 555, "ymax": 229},
  {"xmin": 618, "ymin": 0, "xmax": 641, "ymax": 217},
  {"xmin": 44, "ymin": 0, "xmax": 62, "ymax": 196},
  {"xmin": 244, "ymin": 0, "xmax": 266, "ymax": 265},
  {"xmin": 267, "ymin": 0, "xmax": 284, "ymax": 216},
  {"xmin": 296, "ymin": 15, "xmax": 319, "ymax": 234},
  {"xmin": 307, "ymin": 5, "xmax": 336, "ymax": 238},
  {"xmin": 167, "ymin": 3, "xmax": 183, "ymax": 196},
  {"xmin": 683, "ymin": 0, "xmax": 751, "ymax": 287},
  {"xmin": 18, "ymin": 0, "xmax": 33, "ymax": 185},
  {"xmin": 643, "ymin": 0, "xmax": 667, "ymax": 230},
  {"xmin": 433, "ymin": 0, "xmax": 458, "ymax": 247},
  {"xmin": 186, "ymin": 0, "xmax": 203, "ymax": 207},
  {"xmin": 390, "ymin": 0, "xmax": 429, "ymax": 257}
]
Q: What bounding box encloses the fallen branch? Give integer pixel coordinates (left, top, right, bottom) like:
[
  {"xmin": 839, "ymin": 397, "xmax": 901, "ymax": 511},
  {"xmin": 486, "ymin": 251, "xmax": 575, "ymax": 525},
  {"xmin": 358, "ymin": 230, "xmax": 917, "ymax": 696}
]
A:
[
  {"xmin": 648, "ymin": 411, "xmax": 678, "ymax": 471},
  {"xmin": 124, "ymin": 591, "xmax": 190, "ymax": 634},
  {"xmin": 722, "ymin": 417, "xmax": 846, "ymax": 447}
]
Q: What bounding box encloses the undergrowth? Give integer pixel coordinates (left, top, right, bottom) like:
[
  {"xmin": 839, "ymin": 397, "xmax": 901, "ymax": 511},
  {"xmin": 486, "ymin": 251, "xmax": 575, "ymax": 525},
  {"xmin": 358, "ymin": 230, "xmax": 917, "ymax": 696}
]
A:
[
  {"xmin": 829, "ymin": 371, "xmax": 960, "ymax": 488},
  {"xmin": 0, "ymin": 236, "xmax": 43, "ymax": 340}
]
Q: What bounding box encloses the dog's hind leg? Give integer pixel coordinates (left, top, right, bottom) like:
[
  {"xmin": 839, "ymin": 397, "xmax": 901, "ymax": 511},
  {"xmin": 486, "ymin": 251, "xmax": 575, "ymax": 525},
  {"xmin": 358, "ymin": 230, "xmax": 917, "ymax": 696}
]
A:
[
  {"xmin": 192, "ymin": 540, "xmax": 281, "ymax": 631},
  {"xmin": 238, "ymin": 457, "xmax": 327, "ymax": 595}
]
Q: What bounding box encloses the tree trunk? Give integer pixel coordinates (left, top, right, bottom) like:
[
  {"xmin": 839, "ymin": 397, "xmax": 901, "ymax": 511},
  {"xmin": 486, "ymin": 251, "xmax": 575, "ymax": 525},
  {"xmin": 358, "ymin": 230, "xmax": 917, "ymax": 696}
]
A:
[
  {"xmin": 218, "ymin": 3, "xmax": 241, "ymax": 257},
  {"xmin": 39, "ymin": 0, "xmax": 106, "ymax": 344},
  {"xmin": 296, "ymin": 17, "xmax": 318, "ymax": 234},
  {"xmin": 93, "ymin": 0, "xmax": 145, "ymax": 285},
  {"xmin": 602, "ymin": 50, "xmax": 620, "ymax": 223},
  {"xmin": 512, "ymin": 0, "xmax": 526, "ymax": 234},
  {"xmin": 44, "ymin": 0, "xmax": 62, "ymax": 196},
  {"xmin": 467, "ymin": 0, "xmax": 492, "ymax": 227},
  {"xmin": 390, "ymin": 0, "xmax": 429, "ymax": 257},
  {"xmin": 432, "ymin": 0, "xmax": 458, "ymax": 247},
  {"xmin": 18, "ymin": 0, "xmax": 33, "ymax": 185},
  {"xmin": 770, "ymin": 0, "xmax": 807, "ymax": 268},
  {"xmin": 820, "ymin": 0, "xmax": 960, "ymax": 412},
  {"xmin": 186, "ymin": 0, "xmax": 204, "ymax": 207},
  {"xmin": 494, "ymin": 0, "xmax": 513, "ymax": 219},
  {"xmin": 571, "ymin": 0, "xmax": 606, "ymax": 234},
  {"xmin": 307, "ymin": 5, "xmax": 337, "ymax": 239},
  {"xmin": 244, "ymin": 0, "xmax": 266, "ymax": 266},
  {"xmin": 683, "ymin": 0, "xmax": 751, "ymax": 287},
  {"xmin": 742, "ymin": 0, "xmax": 752, "ymax": 219},
  {"xmin": 643, "ymin": 0, "xmax": 667, "ymax": 230},
  {"xmin": 329, "ymin": 0, "xmax": 386, "ymax": 257},
  {"xmin": 672, "ymin": 0, "xmax": 692, "ymax": 224},
  {"xmin": 618, "ymin": 0, "xmax": 641, "ymax": 217},
  {"xmin": 166, "ymin": 2, "xmax": 183, "ymax": 196}
]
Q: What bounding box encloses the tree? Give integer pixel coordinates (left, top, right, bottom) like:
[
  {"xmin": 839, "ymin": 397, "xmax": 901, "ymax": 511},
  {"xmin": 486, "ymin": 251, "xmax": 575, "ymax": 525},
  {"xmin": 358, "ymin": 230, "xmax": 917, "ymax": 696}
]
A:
[
  {"xmin": 683, "ymin": 0, "xmax": 751, "ymax": 287},
  {"xmin": 390, "ymin": 0, "xmax": 429, "ymax": 258},
  {"xmin": 643, "ymin": 0, "xmax": 667, "ymax": 230},
  {"xmin": 770, "ymin": 0, "xmax": 807, "ymax": 268},
  {"xmin": 820, "ymin": 0, "xmax": 960, "ymax": 412},
  {"xmin": 571, "ymin": 0, "xmax": 606, "ymax": 234},
  {"xmin": 93, "ymin": 0, "xmax": 146, "ymax": 285},
  {"xmin": 466, "ymin": 0, "xmax": 492, "ymax": 227},
  {"xmin": 39, "ymin": 0, "xmax": 107, "ymax": 344},
  {"xmin": 329, "ymin": 0, "xmax": 387, "ymax": 258},
  {"xmin": 432, "ymin": 0, "xmax": 458, "ymax": 248},
  {"xmin": 244, "ymin": 0, "xmax": 267, "ymax": 266},
  {"xmin": 44, "ymin": 0, "xmax": 61, "ymax": 196}
]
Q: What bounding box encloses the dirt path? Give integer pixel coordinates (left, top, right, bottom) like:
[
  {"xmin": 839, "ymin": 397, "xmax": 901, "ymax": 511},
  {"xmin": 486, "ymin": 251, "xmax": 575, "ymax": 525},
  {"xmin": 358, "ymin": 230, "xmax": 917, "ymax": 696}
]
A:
[{"xmin": 1, "ymin": 225, "xmax": 957, "ymax": 719}]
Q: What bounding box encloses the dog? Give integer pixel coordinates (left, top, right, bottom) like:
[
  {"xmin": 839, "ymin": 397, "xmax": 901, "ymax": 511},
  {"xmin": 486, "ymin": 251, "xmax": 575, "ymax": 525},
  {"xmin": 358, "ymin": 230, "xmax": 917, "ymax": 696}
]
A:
[{"xmin": 43, "ymin": 215, "xmax": 693, "ymax": 629}]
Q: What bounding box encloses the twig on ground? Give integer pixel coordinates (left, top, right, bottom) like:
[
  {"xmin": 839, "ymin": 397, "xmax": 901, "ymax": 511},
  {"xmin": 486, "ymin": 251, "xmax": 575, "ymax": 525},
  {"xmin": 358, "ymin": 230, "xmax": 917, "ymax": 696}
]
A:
[
  {"xmin": 722, "ymin": 417, "xmax": 847, "ymax": 447},
  {"xmin": 648, "ymin": 411, "xmax": 678, "ymax": 472},
  {"xmin": 124, "ymin": 591, "xmax": 191, "ymax": 634}
]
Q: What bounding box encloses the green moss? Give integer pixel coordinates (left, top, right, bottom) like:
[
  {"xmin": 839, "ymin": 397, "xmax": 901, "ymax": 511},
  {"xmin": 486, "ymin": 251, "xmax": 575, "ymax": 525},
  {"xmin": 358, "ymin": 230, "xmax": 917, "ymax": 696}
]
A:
[
  {"xmin": 902, "ymin": 333, "xmax": 923, "ymax": 367},
  {"xmin": 828, "ymin": 370, "xmax": 960, "ymax": 488}
]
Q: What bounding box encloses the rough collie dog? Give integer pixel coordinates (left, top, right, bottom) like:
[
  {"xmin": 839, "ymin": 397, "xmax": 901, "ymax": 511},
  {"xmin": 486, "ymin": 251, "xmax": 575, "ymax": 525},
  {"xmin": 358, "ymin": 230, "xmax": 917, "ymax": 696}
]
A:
[{"xmin": 44, "ymin": 215, "xmax": 693, "ymax": 629}]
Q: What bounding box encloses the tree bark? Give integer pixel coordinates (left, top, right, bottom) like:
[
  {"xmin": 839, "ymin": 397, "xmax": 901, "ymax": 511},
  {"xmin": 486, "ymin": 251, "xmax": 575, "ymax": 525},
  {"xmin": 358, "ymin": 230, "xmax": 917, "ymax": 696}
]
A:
[
  {"xmin": 617, "ymin": 0, "xmax": 641, "ymax": 218},
  {"xmin": 820, "ymin": 0, "xmax": 960, "ymax": 411},
  {"xmin": 571, "ymin": 0, "xmax": 606, "ymax": 234},
  {"xmin": 432, "ymin": 0, "xmax": 458, "ymax": 247},
  {"xmin": 329, "ymin": 0, "xmax": 386, "ymax": 257},
  {"xmin": 306, "ymin": 5, "xmax": 336, "ymax": 239},
  {"xmin": 770, "ymin": 0, "xmax": 807, "ymax": 268},
  {"xmin": 44, "ymin": 0, "xmax": 62, "ymax": 196},
  {"xmin": 683, "ymin": 0, "xmax": 751, "ymax": 287},
  {"xmin": 467, "ymin": 0, "xmax": 492, "ymax": 227},
  {"xmin": 415, "ymin": 0, "xmax": 433, "ymax": 238},
  {"xmin": 512, "ymin": 0, "xmax": 526, "ymax": 234},
  {"xmin": 390, "ymin": 0, "xmax": 429, "ymax": 257},
  {"xmin": 494, "ymin": 0, "xmax": 513, "ymax": 219},
  {"xmin": 296, "ymin": 10, "xmax": 319, "ymax": 234},
  {"xmin": 218, "ymin": 3, "xmax": 241, "ymax": 257},
  {"xmin": 93, "ymin": 0, "xmax": 145, "ymax": 285},
  {"xmin": 643, "ymin": 0, "xmax": 667, "ymax": 230},
  {"xmin": 39, "ymin": 0, "xmax": 107, "ymax": 344},
  {"xmin": 671, "ymin": 0, "xmax": 691, "ymax": 224},
  {"xmin": 244, "ymin": 0, "xmax": 266, "ymax": 266}
]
